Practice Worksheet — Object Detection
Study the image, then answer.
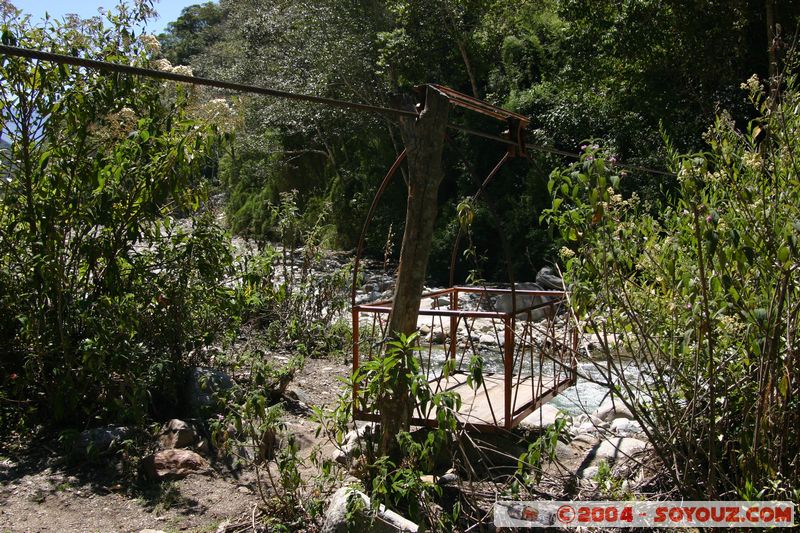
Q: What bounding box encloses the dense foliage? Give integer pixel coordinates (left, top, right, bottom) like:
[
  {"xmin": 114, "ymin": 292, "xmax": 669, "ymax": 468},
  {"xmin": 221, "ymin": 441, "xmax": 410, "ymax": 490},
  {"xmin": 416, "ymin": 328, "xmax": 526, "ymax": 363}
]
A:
[
  {"xmin": 1, "ymin": 0, "xmax": 799, "ymax": 518},
  {"xmin": 545, "ymin": 71, "xmax": 800, "ymax": 500},
  {"xmin": 0, "ymin": 4, "xmax": 238, "ymax": 430},
  {"xmin": 159, "ymin": 0, "xmax": 799, "ymax": 283}
]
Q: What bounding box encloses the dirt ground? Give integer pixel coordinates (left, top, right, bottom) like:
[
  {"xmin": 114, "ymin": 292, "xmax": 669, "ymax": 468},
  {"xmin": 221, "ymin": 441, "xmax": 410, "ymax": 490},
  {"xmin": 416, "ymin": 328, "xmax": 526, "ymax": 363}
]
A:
[{"xmin": 0, "ymin": 357, "xmax": 352, "ymax": 533}]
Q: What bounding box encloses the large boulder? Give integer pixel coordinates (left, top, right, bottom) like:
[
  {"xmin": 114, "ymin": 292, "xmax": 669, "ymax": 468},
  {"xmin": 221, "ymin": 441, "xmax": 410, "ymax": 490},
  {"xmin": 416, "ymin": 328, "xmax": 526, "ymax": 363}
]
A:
[
  {"xmin": 333, "ymin": 424, "xmax": 377, "ymax": 466},
  {"xmin": 593, "ymin": 436, "xmax": 648, "ymax": 462},
  {"xmin": 141, "ymin": 449, "xmax": 209, "ymax": 480},
  {"xmin": 610, "ymin": 417, "xmax": 643, "ymax": 437},
  {"xmin": 322, "ymin": 487, "xmax": 418, "ymax": 533},
  {"xmin": 74, "ymin": 426, "xmax": 131, "ymax": 457},
  {"xmin": 593, "ymin": 396, "xmax": 635, "ymax": 422},
  {"xmin": 185, "ymin": 367, "xmax": 234, "ymax": 417},
  {"xmin": 492, "ymin": 282, "xmax": 554, "ymax": 321},
  {"xmin": 535, "ymin": 266, "xmax": 564, "ymax": 290}
]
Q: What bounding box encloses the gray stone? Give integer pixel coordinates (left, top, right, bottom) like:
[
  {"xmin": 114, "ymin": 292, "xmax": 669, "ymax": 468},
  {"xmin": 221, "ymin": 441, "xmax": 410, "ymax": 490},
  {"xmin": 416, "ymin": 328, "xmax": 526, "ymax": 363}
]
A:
[
  {"xmin": 322, "ymin": 487, "xmax": 418, "ymax": 533},
  {"xmin": 593, "ymin": 397, "xmax": 635, "ymax": 422},
  {"xmin": 554, "ymin": 440, "xmax": 584, "ymax": 462},
  {"xmin": 471, "ymin": 318, "xmax": 494, "ymax": 334},
  {"xmin": 433, "ymin": 296, "xmax": 450, "ymax": 308},
  {"xmin": 158, "ymin": 419, "xmax": 196, "ymax": 449},
  {"xmin": 437, "ymin": 471, "xmax": 459, "ymax": 485},
  {"xmin": 594, "ymin": 437, "xmax": 647, "ymax": 461},
  {"xmin": 284, "ymin": 389, "xmax": 310, "ymax": 405},
  {"xmin": 572, "ymin": 414, "xmax": 609, "ymax": 435},
  {"xmin": 74, "ymin": 426, "xmax": 131, "ymax": 456},
  {"xmin": 334, "ymin": 424, "xmax": 376, "ymax": 465},
  {"xmin": 492, "ymin": 282, "xmax": 554, "ymax": 321},
  {"xmin": 185, "ymin": 367, "xmax": 234, "ymax": 417},
  {"xmin": 428, "ymin": 329, "xmax": 448, "ymax": 344},
  {"xmin": 518, "ymin": 404, "xmax": 565, "ymax": 430},
  {"xmin": 536, "ymin": 266, "xmax": 564, "ymax": 290},
  {"xmin": 571, "ymin": 433, "xmax": 601, "ymax": 448},
  {"xmin": 610, "ymin": 417, "xmax": 643, "ymax": 436},
  {"xmin": 478, "ymin": 333, "xmax": 497, "ymax": 346}
]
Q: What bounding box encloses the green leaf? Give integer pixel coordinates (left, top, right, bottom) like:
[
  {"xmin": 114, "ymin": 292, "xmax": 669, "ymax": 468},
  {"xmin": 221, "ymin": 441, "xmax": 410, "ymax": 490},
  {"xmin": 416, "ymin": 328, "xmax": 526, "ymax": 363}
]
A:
[{"xmin": 778, "ymin": 245, "xmax": 790, "ymax": 264}]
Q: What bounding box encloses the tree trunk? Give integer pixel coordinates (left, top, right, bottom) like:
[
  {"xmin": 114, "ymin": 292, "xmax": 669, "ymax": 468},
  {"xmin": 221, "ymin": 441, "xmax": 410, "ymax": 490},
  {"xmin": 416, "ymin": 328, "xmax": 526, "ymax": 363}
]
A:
[
  {"xmin": 378, "ymin": 87, "xmax": 449, "ymax": 458},
  {"xmin": 457, "ymin": 39, "xmax": 480, "ymax": 99},
  {"xmin": 766, "ymin": 0, "xmax": 777, "ymax": 82}
]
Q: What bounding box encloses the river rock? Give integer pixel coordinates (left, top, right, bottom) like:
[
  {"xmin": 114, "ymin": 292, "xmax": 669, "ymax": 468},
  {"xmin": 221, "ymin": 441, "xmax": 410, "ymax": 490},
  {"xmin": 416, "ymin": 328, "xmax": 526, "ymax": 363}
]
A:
[
  {"xmin": 141, "ymin": 449, "xmax": 209, "ymax": 480},
  {"xmin": 593, "ymin": 396, "xmax": 635, "ymax": 422},
  {"xmin": 428, "ymin": 329, "xmax": 448, "ymax": 344},
  {"xmin": 593, "ymin": 436, "xmax": 647, "ymax": 461},
  {"xmin": 471, "ymin": 318, "xmax": 494, "ymax": 334},
  {"xmin": 158, "ymin": 419, "xmax": 196, "ymax": 449},
  {"xmin": 572, "ymin": 414, "xmax": 609, "ymax": 435},
  {"xmin": 518, "ymin": 404, "xmax": 565, "ymax": 430},
  {"xmin": 478, "ymin": 333, "xmax": 497, "ymax": 346},
  {"xmin": 333, "ymin": 424, "xmax": 376, "ymax": 465},
  {"xmin": 322, "ymin": 487, "xmax": 418, "ymax": 533},
  {"xmin": 74, "ymin": 426, "xmax": 131, "ymax": 456},
  {"xmin": 492, "ymin": 282, "xmax": 553, "ymax": 320},
  {"xmin": 185, "ymin": 367, "xmax": 234, "ymax": 417},
  {"xmin": 610, "ymin": 417, "xmax": 643, "ymax": 436},
  {"xmin": 433, "ymin": 296, "xmax": 450, "ymax": 308},
  {"xmin": 535, "ymin": 267, "xmax": 564, "ymax": 290},
  {"xmin": 579, "ymin": 465, "xmax": 600, "ymax": 479}
]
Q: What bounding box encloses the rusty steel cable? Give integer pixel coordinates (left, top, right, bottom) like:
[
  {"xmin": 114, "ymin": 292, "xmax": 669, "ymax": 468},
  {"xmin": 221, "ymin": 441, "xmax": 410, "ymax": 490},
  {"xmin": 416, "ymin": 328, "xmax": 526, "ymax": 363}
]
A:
[
  {"xmin": 0, "ymin": 44, "xmax": 676, "ymax": 177},
  {"xmin": 0, "ymin": 44, "xmax": 417, "ymax": 118}
]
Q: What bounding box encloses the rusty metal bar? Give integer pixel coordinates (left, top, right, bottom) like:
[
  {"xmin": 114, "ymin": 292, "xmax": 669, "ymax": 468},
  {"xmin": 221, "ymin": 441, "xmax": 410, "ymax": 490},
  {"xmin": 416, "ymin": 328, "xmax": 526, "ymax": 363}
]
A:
[
  {"xmin": 503, "ymin": 316, "xmax": 513, "ymax": 430},
  {"xmin": 352, "ymin": 307, "xmax": 360, "ymax": 409},
  {"xmin": 350, "ymin": 149, "xmax": 407, "ymax": 307},
  {"xmin": 448, "ymin": 151, "xmax": 511, "ymax": 288},
  {"xmin": 453, "ymin": 286, "xmax": 566, "ymax": 296},
  {"xmin": 428, "ymin": 84, "xmax": 530, "ymax": 124},
  {"xmin": 449, "ymin": 289, "xmax": 458, "ymax": 361}
]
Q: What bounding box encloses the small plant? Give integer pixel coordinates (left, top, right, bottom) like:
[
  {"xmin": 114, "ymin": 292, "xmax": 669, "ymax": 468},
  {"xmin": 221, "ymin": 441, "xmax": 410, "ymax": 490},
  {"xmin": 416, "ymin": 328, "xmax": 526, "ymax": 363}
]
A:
[
  {"xmin": 592, "ymin": 459, "xmax": 629, "ymax": 499},
  {"xmin": 517, "ymin": 415, "xmax": 569, "ymax": 484},
  {"xmin": 320, "ymin": 331, "xmax": 464, "ymax": 529}
]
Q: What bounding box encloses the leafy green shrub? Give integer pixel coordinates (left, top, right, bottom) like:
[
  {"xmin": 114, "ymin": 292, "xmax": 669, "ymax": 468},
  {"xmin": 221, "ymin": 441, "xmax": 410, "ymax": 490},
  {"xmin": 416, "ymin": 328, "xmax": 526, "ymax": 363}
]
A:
[
  {"xmin": 0, "ymin": 4, "xmax": 237, "ymax": 431},
  {"xmin": 235, "ymin": 190, "xmax": 352, "ymax": 358},
  {"xmin": 544, "ymin": 72, "xmax": 800, "ymax": 500}
]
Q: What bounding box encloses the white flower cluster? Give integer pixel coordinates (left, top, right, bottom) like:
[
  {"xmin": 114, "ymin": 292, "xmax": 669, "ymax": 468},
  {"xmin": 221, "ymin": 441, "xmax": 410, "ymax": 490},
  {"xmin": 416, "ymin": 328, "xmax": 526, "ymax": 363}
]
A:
[
  {"xmin": 117, "ymin": 107, "xmax": 136, "ymax": 125},
  {"xmin": 139, "ymin": 34, "xmax": 161, "ymax": 55},
  {"xmin": 150, "ymin": 58, "xmax": 193, "ymax": 77},
  {"xmin": 186, "ymin": 98, "xmax": 237, "ymax": 133},
  {"xmin": 152, "ymin": 58, "xmax": 172, "ymax": 72},
  {"xmin": 90, "ymin": 106, "xmax": 138, "ymax": 143},
  {"xmin": 607, "ymin": 187, "xmax": 623, "ymax": 205},
  {"xmin": 742, "ymin": 150, "xmax": 763, "ymax": 172},
  {"xmin": 171, "ymin": 65, "xmax": 193, "ymax": 77},
  {"xmin": 740, "ymin": 74, "xmax": 761, "ymax": 93}
]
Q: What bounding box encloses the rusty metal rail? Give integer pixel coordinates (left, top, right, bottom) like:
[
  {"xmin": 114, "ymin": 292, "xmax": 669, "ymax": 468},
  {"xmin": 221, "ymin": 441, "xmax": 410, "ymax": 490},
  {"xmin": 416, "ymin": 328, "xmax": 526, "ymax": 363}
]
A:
[{"xmin": 352, "ymin": 287, "xmax": 578, "ymax": 431}]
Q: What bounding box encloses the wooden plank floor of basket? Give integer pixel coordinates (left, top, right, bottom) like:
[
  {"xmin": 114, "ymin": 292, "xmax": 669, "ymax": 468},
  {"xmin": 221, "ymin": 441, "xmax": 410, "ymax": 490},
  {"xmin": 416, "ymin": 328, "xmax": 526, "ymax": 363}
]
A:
[{"xmin": 420, "ymin": 371, "xmax": 561, "ymax": 428}]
